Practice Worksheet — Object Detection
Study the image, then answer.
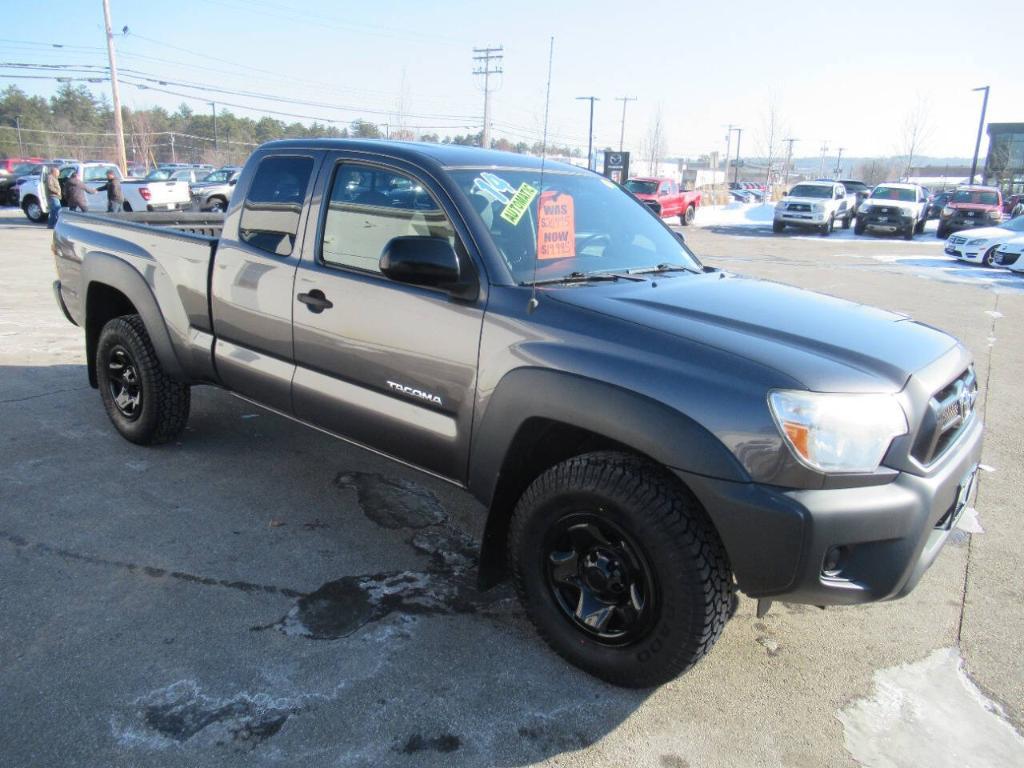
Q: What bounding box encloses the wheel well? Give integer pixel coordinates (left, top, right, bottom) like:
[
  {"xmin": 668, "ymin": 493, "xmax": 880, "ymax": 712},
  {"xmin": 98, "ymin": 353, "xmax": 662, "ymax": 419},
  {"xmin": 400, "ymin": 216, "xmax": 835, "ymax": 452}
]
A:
[
  {"xmin": 122, "ymin": 201, "xmax": 133, "ymax": 212},
  {"xmin": 21, "ymin": 194, "xmax": 38, "ymax": 207},
  {"xmin": 477, "ymin": 418, "xmax": 642, "ymax": 589},
  {"xmin": 85, "ymin": 283, "xmax": 138, "ymax": 387}
]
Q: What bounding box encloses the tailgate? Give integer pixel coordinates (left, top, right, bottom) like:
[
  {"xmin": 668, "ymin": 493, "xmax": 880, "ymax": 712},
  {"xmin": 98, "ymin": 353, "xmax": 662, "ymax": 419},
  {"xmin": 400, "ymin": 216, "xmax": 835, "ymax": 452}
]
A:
[{"xmin": 142, "ymin": 181, "xmax": 192, "ymax": 206}]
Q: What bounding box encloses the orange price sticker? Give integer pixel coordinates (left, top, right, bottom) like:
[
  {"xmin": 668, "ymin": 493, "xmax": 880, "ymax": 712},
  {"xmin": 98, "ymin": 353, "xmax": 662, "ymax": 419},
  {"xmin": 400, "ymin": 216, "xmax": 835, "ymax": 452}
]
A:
[{"xmin": 536, "ymin": 191, "xmax": 575, "ymax": 260}]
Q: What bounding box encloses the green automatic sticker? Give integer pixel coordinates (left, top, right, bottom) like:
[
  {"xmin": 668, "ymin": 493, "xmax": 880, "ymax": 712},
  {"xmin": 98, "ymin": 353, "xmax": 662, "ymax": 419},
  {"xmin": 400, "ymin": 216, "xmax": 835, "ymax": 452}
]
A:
[{"xmin": 500, "ymin": 182, "xmax": 539, "ymax": 225}]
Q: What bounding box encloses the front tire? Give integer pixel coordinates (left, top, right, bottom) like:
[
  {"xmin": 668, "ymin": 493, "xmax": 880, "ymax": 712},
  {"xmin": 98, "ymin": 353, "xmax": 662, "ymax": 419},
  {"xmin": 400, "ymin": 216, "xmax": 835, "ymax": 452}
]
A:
[
  {"xmin": 96, "ymin": 315, "xmax": 190, "ymax": 445},
  {"xmin": 772, "ymin": 220, "xmax": 785, "ymax": 233},
  {"xmin": 937, "ymin": 224, "xmax": 948, "ymax": 239},
  {"xmin": 820, "ymin": 214, "xmax": 834, "ymax": 236},
  {"xmin": 914, "ymin": 216, "xmax": 926, "ymax": 234},
  {"xmin": 842, "ymin": 211, "xmax": 852, "ymax": 229},
  {"xmin": 982, "ymin": 246, "xmax": 998, "ymax": 267},
  {"xmin": 903, "ymin": 222, "xmax": 915, "ymax": 240},
  {"xmin": 854, "ymin": 217, "xmax": 866, "ymax": 235},
  {"xmin": 508, "ymin": 452, "xmax": 733, "ymax": 688}
]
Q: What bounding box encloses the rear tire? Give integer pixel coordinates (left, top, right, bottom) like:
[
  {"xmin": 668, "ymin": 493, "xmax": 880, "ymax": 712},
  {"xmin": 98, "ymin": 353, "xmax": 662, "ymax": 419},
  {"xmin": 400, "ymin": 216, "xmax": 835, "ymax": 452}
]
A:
[
  {"xmin": 208, "ymin": 196, "xmax": 227, "ymax": 213},
  {"xmin": 96, "ymin": 315, "xmax": 190, "ymax": 445},
  {"xmin": 680, "ymin": 205, "xmax": 695, "ymax": 226},
  {"xmin": 508, "ymin": 451, "xmax": 733, "ymax": 688},
  {"xmin": 22, "ymin": 196, "xmax": 45, "ymax": 223}
]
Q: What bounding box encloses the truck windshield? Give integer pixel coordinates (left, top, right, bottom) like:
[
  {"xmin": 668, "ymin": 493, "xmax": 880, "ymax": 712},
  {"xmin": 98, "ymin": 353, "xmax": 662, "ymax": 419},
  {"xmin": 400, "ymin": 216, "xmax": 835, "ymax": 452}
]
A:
[
  {"xmin": 952, "ymin": 190, "xmax": 999, "ymax": 206},
  {"xmin": 624, "ymin": 180, "xmax": 658, "ymax": 195},
  {"xmin": 788, "ymin": 185, "xmax": 832, "ymax": 198},
  {"xmin": 871, "ymin": 187, "xmax": 917, "ymax": 202},
  {"xmin": 449, "ymin": 169, "xmax": 701, "ymax": 284}
]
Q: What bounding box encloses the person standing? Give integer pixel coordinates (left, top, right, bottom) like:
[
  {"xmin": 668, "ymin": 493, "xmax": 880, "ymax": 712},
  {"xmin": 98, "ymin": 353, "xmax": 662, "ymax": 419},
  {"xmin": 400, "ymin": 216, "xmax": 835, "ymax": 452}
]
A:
[
  {"xmin": 97, "ymin": 170, "xmax": 124, "ymax": 212},
  {"xmin": 64, "ymin": 170, "xmax": 97, "ymax": 213},
  {"xmin": 44, "ymin": 166, "xmax": 63, "ymax": 229}
]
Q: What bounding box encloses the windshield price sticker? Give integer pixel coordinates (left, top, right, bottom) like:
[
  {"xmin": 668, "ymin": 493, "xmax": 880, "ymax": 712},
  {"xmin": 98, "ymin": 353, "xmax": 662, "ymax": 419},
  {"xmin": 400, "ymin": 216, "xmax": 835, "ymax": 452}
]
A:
[
  {"xmin": 536, "ymin": 191, "xmax": 575, "ymax": 260},
  {"xmin": 499, "ymin": 182, "xmax": 539, "ymax": 226}
]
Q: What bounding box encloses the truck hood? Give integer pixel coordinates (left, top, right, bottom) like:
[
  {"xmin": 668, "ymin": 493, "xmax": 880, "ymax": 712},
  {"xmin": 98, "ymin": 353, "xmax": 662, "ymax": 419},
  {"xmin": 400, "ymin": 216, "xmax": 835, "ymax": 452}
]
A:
[
  {"xmin": 548, "ymin": 273, "xmax": 957, "ymax": 392},
  {"xmin": 864, "ymin": 199, "xmax": 917, "ymax": 213}
]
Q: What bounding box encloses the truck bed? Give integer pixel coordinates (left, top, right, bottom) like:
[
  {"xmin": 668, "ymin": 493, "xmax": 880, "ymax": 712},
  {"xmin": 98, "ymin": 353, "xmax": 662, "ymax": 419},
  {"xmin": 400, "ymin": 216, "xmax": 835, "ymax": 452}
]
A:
[{"xmin": 101, "ymin": 210, "xmax": 224, "ymax": 238}]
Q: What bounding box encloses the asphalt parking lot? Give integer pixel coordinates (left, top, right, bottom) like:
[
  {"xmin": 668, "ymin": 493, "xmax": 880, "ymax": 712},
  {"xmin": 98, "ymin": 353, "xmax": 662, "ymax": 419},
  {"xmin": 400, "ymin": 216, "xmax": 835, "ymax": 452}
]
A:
[{"xmin": 2, "ymin": 205, "xmax": 1023, "ymax": 767}]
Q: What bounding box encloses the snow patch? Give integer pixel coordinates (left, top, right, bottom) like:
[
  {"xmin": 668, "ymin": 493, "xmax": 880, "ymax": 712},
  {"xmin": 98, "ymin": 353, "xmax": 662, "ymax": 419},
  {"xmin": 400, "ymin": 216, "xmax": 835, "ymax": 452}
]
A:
[{"xmin": 838, "ymin": 648, "xmax": 1024, "ymax": 768}]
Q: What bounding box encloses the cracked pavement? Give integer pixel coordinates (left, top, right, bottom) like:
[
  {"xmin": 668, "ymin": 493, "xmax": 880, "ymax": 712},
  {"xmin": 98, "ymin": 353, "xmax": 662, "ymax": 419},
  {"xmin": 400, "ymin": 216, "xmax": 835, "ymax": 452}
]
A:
[{"xmin": 1, "ymin": 207, "xmax": 1021, "ymax": 767}]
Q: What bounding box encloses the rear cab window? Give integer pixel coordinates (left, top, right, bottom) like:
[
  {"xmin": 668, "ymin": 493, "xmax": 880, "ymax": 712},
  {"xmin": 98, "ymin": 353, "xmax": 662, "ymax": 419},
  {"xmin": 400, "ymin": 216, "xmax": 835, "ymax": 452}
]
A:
[{"xmin": 238, "ymin": 155, "xmax": 315, "ymax": 256}]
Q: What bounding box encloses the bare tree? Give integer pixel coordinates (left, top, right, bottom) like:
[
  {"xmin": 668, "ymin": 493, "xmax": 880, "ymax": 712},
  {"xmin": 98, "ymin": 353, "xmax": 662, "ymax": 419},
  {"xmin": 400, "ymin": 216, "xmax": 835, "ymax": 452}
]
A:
[
  {"xmin": 852, "ymin": 157, "xmax": 898, "ymax": 186},
  {"xmin": 643, "ymin": 106, "xmax": 666, "ymax": 175},
  {"xmin": 128, "ymin": 110, "xmax": 155, "ymax": 169},
  {"xmin": 757, "ymin": 95, "xmax": 785, "ymax": 194},
  {"xmin": 900, "ymin": 97, "xmax": 934, "ymax": 179}
]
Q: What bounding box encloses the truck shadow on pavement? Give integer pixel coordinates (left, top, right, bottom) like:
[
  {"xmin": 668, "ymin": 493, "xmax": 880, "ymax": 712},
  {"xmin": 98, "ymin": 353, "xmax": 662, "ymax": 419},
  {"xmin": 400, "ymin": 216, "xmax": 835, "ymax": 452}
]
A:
[{"xmin": 2, "ymin": 367, "xmax": 659, "ymax": 767}]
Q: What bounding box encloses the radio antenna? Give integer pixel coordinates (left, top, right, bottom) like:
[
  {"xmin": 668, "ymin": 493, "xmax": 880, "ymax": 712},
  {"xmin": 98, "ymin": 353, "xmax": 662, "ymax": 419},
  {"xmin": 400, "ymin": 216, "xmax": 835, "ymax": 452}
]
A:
[{"xmin": 528, "ymin": 36, "xmax": 554, "ymax": 314}]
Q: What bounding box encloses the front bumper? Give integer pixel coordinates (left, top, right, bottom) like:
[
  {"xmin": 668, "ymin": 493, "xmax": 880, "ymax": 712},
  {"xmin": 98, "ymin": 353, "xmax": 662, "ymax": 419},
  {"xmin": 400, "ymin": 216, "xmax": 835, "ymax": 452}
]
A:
[
  {"xmin": 675, "ymin": 414, "xmax": 983, "ymax": 605},
  {"xmin": 941, "ymin": 213, "xmax": 1002, "ymax": 232},
  {"xmin": 944, "ymin": 237, "xmax": 987, "ymax": 262},
  {"xmin": 775, "ymin": 211, "xmax": 829, "ymax": 227}
]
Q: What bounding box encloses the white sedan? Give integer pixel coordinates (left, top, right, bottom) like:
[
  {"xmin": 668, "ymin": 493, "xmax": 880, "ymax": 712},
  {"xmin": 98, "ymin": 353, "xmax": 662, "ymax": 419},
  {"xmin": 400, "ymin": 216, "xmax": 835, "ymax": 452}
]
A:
[
  {"xmin": 944, "ymin": 216, "xmax": 1024, "ymax": 266},
  {"xmin": 993, "ymin": 238, "xmax": 1024, "ymax": 273}
]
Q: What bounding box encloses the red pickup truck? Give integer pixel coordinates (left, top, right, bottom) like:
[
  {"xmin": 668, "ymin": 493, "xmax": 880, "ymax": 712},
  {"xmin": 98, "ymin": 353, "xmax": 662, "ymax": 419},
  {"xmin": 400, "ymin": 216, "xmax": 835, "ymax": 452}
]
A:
[{"xmin": 625, "ymin": 177, "xmax": 702, "ymax": 225}]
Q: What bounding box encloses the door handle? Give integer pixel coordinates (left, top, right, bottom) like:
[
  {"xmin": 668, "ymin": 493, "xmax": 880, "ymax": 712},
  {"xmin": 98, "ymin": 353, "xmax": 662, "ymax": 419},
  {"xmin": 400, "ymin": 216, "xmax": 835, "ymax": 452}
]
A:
[{"xmin": 297, "ymin": 290, "xmax": 333, "ymax": 313}]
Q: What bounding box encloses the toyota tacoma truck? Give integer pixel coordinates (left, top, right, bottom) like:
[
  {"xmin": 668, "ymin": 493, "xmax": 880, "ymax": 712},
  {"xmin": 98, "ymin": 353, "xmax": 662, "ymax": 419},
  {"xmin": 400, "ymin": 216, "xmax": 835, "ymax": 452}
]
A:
[
  {"xmin": 773, "ymin": 180, "xmax": 854, "ymax": 235},
  {"xmin": 936, "ymin": 185, "xmax": 1004, "ymax": 239},
  {"xmin": 624, "ymin": 177, "xmax": 701, "ymax": 225},
  {"xmin": 855, "ymin": 182, "xmax": 929, "ymax": 240},
  {"xmin": 52, "ymin": 140, "xmax": 984, "ymax": 688}
]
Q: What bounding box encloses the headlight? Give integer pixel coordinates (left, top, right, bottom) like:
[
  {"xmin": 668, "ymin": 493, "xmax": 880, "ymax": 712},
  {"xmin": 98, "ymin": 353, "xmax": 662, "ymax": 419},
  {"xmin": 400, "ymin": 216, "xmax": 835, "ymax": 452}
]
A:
[
  {"xmin": 942, "ymin": 206, "xmax": 955, "ymax": 217},
  {"xmin": 775, "ymin": 201, "xmax": 785, "ymax": 210},
  {"xmin": 859, "ymin": 205, "xmax": 872, "ymax": 215},
  {"xmin": 768, "ymin": 390, "xmax": 908, "ymax": 473},
  {"xmin": 812, "ymin": 203, "xmax": 824, "ymax": 213},
  {"xmin": 987, "ymin": 210, "xmax": 1001, "ymax": 219}
]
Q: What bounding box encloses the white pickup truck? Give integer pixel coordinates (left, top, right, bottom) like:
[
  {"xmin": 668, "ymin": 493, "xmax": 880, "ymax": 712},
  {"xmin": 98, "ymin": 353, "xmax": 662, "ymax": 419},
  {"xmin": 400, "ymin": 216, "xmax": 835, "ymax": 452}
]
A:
[
  {"xmin": 20, "ymin": 163, "xmax": 192, "ymax": 222},
  {"xmin": 772, "ymin": 181, "xmax": 854, "ymax": 235}
]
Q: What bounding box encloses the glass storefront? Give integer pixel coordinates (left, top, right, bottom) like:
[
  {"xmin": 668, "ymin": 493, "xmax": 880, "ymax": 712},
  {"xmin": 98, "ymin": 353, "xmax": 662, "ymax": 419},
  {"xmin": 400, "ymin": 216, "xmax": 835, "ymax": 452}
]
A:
[{"xmin": 985, "ymin": 123, "xmax": 1024, "ymax": 196}]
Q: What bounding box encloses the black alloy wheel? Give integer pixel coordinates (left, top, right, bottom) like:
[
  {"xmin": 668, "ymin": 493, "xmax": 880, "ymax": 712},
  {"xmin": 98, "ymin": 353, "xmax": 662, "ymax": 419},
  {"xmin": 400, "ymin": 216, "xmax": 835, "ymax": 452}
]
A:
[
  {"xmin": 544, "ymin": 513, "xmax": 657, "ymax": 645},
  {"xmin": 106, "ymin": 344, "xmax": 143, "ymax": 420}
]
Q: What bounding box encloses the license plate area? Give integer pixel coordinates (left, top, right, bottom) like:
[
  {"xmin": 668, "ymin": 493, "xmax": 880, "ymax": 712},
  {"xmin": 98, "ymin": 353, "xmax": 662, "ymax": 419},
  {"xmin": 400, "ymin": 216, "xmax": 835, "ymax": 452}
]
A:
[{"xmin": 937, "ymin": 464, "xmax": 979, "ymax": 530}]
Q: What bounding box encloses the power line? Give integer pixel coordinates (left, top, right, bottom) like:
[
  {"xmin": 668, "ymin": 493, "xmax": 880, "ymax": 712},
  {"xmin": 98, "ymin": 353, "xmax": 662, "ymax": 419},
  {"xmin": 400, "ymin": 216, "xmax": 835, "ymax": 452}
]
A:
[{"xmin": 473, "ymin": 46, "xmax": 503, "ymax": 148}]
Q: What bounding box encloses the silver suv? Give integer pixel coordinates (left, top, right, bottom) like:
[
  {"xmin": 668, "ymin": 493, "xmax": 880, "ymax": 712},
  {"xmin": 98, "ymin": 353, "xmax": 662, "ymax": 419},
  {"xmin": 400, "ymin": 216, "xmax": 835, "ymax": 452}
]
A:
[{"xmin": 189, "ymin": 166, "xmax": 242, "ymax": 212}]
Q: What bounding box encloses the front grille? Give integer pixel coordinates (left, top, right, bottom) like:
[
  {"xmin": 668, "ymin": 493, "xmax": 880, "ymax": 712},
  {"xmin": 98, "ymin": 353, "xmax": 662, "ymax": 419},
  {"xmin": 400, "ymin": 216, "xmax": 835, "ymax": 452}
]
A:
[
  {"xmin": 949, "ymin": 235, "xmax": 967, "ymax": 245},
  {"xmin": 787, "ymin": 203, "xmax": 811, "ymax": 212},
  {"xmin": 911, "ymin": 368, "xmax": 978, "ymax": 465}
]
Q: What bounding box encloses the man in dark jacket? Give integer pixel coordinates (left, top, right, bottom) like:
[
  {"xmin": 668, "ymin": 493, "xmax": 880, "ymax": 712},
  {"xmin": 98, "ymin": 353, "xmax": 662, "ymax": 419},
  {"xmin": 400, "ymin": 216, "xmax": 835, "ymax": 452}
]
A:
[
  {"xmin": 97, "ymin": 170, "xmax": 124, "ymax": 212},
  {"xmin": 44, "ymin": 166, "xmax": 62, "ymax": 229},
  {"xmin": 64, "ymin": 171, "xmax": 97, "ymax": 212}
]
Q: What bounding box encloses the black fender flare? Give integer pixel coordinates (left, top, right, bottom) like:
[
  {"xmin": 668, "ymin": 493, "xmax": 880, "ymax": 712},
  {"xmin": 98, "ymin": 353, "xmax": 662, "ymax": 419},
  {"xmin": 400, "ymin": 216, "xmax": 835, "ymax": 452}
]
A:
[
  {"xmin": 469, "ymin": 368, "xmax": 749, "ymax": 587},
  {"xmin": 81, "ymin": 251, "xmax": 186, "ymax": 385}
]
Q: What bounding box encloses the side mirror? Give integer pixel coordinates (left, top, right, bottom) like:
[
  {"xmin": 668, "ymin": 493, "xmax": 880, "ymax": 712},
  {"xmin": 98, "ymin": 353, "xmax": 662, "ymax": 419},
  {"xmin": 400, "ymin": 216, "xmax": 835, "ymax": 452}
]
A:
[
  {"xmin": 229, "ymin": 178, "xmax": 237, "ymax": 186},
  {"xmin": 380, "ymin": 236, "xmax": 478, "ymax": 301}
]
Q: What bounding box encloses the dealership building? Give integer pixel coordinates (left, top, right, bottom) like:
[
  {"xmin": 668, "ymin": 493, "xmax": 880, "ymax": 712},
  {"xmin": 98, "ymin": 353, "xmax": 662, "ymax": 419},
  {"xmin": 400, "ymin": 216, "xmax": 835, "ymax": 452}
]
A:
[{"xmin": 985, "ymin": 122, "xmax": 1024, "ymax": 197}]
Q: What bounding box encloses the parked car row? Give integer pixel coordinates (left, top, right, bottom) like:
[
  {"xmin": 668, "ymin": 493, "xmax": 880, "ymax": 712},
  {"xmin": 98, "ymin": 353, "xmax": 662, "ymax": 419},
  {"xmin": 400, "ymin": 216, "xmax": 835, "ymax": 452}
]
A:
[{"xmin": 14, "ymin": 161, "xmax": 242, "ymax": 222}]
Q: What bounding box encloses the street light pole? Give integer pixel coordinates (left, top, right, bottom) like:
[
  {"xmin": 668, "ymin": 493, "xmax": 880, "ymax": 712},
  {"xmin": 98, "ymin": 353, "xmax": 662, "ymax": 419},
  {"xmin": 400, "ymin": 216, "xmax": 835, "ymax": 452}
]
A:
[
  {"xmin": 970, "ymin": 86, "xmax": 990, "ymax": 184},
  {"xmin": 615, "ymin": 96, "xmax": 637, "ymax": 152},
  {"xmin": 14, "ymin": 115, "xmax": 23, "ymax": 155},
  {"xmin": 576, "ymin": 96, "xmax": 599, "ymax": 171}
]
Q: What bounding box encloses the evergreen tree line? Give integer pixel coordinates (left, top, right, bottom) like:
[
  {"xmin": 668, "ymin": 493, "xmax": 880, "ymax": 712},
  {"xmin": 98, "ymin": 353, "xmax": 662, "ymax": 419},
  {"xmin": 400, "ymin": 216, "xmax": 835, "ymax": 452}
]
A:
[{"xmin": 0, "ymin": 84, "xmax": 580, "ymax": 167}]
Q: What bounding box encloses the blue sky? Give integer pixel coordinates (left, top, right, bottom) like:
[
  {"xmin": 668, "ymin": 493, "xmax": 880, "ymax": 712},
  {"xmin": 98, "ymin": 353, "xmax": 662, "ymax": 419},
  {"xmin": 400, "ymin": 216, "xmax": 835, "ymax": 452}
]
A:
[{"xmin": 2, "ymin": 0, "xmax": 1019, "ymax": 160}]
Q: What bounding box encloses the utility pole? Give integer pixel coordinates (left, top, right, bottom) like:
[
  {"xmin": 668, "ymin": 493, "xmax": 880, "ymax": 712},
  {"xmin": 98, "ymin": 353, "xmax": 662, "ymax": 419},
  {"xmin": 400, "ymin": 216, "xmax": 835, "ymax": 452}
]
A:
[
  {"xmin": 473, "ymin": 46, "xmax": 503, "ymax": 149},
  {"xmin": 615, "ymin": 96, "xmax": 637, "ymax": 152},
  {"xmin": 781, "ymin": 137, "xmax": 797, "ymax": 190},
  {"xmin": 101, "ymin": 0, "xmax": 128, "ymax": 175},
  {"xmin": 169, "ymin": 132, "xmax": 176, "ymax": 164},
  {"xmin": 732, "ymin": 127, "xmax": 743, "ymax": 184},
  {"xmin": 576, "ymin": 96, "xmax": 599, "ymax": 171},
  {"xmin": 724, "ymin": 124, "xmax": 734, "ymax": 189},
  {"xmin": 970, "ymin": 85, "xmax": 990, "ymax": 184},
  {"xmin": 818, "ymin": 142, "xmax": 829, "ymax": 177},
  {"xmin": 834, "ymin": 147, "xmax": 845, "ymax": 178},
  {"xmin": 211, "ymin": 102, "xmax": 219, "ymax": 152},
  {"xmin": 14, "ymin": 115, "xmax": 23, "ymax": 155}
]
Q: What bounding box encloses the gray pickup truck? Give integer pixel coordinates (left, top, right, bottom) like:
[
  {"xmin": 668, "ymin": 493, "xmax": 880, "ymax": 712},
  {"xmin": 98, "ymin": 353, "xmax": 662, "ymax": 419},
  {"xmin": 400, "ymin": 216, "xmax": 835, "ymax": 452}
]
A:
[{"xmin": 52, "ymin": 139, "xmax": 984, "ymax": 687}]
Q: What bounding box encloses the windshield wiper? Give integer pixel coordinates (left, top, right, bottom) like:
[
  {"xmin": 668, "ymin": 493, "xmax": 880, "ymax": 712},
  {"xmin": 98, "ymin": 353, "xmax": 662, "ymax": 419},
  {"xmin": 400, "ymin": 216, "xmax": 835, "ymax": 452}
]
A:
[
  {"xmin": 521, "ymin": 270, "xmax": 646, "ymax": 287},
  {"xmin": 625, "ymin": 263, "xmax": 700, "ymax": 275}
]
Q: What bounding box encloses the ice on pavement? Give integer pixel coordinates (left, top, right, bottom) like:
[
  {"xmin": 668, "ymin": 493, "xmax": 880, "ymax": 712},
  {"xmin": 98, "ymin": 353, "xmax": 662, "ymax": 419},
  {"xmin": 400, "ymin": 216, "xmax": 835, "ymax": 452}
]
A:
[{"xmin": 838, "ymin": 647, "xmax": 1024, "ymax": 768}]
